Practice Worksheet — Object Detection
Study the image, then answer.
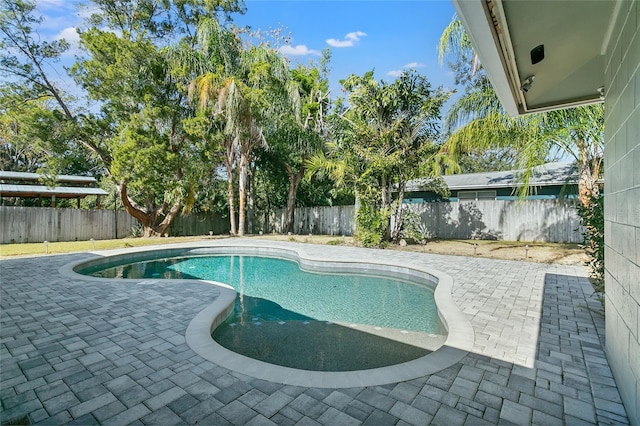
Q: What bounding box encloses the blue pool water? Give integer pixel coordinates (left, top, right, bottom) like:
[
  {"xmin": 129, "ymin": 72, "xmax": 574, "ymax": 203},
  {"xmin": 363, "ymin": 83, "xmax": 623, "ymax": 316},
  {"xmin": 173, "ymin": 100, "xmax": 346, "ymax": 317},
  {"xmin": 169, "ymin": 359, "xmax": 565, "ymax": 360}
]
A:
[{"xmin": 85, "ymin": 254, "xmax": 445, "ymax": 370}]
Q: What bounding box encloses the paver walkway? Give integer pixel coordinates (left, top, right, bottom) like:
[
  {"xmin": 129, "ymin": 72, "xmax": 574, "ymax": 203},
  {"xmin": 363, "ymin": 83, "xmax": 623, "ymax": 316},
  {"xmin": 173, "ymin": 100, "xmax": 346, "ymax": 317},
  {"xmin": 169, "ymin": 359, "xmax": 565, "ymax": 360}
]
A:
[{"xmin": 0, "ymin": 239, "xmax": 629, "ymax": 425}]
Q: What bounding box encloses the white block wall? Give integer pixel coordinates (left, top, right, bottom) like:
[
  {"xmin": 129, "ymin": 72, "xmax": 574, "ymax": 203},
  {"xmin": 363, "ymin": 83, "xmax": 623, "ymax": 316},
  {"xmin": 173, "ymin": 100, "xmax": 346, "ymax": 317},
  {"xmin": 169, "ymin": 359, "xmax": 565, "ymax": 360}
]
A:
[{"xmin": 604, "ymin": 1, "xmax": 640, "ymax": 423}]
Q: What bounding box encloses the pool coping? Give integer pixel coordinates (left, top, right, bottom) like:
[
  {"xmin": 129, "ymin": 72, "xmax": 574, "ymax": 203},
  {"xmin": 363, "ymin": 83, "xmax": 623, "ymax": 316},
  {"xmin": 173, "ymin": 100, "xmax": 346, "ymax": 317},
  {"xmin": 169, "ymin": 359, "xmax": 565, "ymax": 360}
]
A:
[{"xmin": 60, "ymin": 241, "xmax": 475, "ymax": 388}]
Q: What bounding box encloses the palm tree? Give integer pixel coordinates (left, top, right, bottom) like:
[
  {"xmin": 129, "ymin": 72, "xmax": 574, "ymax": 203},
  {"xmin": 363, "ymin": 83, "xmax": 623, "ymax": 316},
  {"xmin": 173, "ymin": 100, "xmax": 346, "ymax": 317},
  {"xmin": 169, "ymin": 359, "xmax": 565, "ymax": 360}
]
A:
[
  {"xmin": 275, "ymin": 62, "xmax": 330, "ymax": 234},
  {"xmin": 232, "ymin": 44, "xmax": 294, "ymax": 235},
  {"xmin": 438, "ymin": 13, "xmax": 480, "ymax": 86},
  {"xmin": 438, "ymin": 16, "xmax": 603, "ymax": 206},
  {"xmin": 177, "ymin": 19, "xmax": 293, "ymax": 236},
  {"xmin": 439, "ymin": 16, "xmax": 605, "ymax": 290},
  {"xmin": 174, "ymin": 18, "xmax": 241, "ymax": 234}
]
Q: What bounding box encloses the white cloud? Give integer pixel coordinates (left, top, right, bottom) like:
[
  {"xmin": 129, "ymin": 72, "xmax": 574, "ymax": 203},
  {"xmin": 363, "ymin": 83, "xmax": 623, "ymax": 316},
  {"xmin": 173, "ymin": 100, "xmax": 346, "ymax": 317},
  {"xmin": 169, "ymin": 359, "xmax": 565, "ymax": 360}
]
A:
[
  {"xmin": 279, "ymin": 44, "xmax": 321, "ymax": 56},
  {"xmin": 388, "ymin": 62, "xmax": 427, "ymax": 77},
  {"xmin": 326, "ymin": 31, "xmax": 367, "ymax": 48},
  {"xmin": 55, "ymin": 27, "xmax": 80, "ymax": 44}
]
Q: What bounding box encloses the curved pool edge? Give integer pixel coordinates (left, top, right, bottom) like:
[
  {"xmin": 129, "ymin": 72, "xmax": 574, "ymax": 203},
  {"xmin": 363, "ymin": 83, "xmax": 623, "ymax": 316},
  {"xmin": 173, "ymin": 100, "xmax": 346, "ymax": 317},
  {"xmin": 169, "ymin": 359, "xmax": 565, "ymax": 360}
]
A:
[{"xmin": 61, "ymin": 240, "xmax": 475, "ymax": 388}]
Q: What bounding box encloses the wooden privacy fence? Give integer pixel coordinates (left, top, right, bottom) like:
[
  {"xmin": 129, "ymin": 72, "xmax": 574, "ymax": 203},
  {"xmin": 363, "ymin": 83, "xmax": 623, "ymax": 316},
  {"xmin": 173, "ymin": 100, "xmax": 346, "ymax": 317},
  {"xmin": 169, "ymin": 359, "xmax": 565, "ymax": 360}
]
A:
[
  {"xmin": 0, "ymin": 207, "xmax": 229, "ymax": 244},
  {"xmin": 1, "ymin": 206, "xmax": 138, "ymax": 244},
  {"xmin": 270, "ymin": 200, "xmax": 585, "ymax": 243},
  {"xmin": 1, "ymin": 200, "xmax": 584, "ymax": 244},
  {"xmin": 402, "ymin": 199, "xmax": 585, "ymax": 243},
  {"xmin": 269, "ymin": 205, "xmax": 356, "ymax": 236},
  {"xmin": 168, "ymin": 212, "xmax": 229, "ymax": 237}
]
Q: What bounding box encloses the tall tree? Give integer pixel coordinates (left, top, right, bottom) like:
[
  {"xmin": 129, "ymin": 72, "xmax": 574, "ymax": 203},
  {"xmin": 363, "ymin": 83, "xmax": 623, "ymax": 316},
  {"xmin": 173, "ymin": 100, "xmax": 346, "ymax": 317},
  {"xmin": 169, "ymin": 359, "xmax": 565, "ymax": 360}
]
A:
[
  {"xmin": 308, "ymin": 70, "xmax": 449, "ymax": 246},
  {"xmin": 72, "ymin": 26, "xmax": 191, "ymax": 236},
  {"xmin": 0, "ymin": 0, "xmax": 108, "ymax": 166},
  {"xmin": 2, "ymin": 0, "xmax": 243, "ymax": 235},
  {"xmin": 263, "ymin": 56, "xmax": 330, "ymax": 233},
  {"xmin": 171, "ymin": 17, "xmax": 241, "ymax": 234},
  {"xmin": 183, "ymin": 18, "xmax": 293, "ymax": 236},
  {"xmin": 69, "ymin": 1, "xmax": 244, "ymax": 236}
]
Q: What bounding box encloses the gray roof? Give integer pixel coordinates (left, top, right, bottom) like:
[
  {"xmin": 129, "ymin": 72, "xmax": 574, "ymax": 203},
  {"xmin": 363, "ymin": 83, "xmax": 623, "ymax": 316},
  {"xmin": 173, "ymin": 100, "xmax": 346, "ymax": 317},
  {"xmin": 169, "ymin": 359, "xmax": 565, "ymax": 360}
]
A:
[
  {"xmin": 0, "ymin": 171, "xmax": 98, "ymax": 184},
  {"xmin": 0, "ymin": 184, "xmax": 108, "ymax": 198},
  {"xmin": 406, "ymin": 162, "xmax": 579, "ymax": 192}
]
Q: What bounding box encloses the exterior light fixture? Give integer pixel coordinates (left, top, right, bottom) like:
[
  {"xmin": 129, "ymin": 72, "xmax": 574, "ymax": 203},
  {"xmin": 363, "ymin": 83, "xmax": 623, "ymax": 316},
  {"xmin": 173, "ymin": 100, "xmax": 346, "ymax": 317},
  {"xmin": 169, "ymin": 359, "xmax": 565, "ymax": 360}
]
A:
[
  {"xmin": 520, "ymin": 76, "xmax": 535, "ymax": 93},
  {"xmin": 598, "ymin": 86, "xmax": 605, "ymax": 101}
]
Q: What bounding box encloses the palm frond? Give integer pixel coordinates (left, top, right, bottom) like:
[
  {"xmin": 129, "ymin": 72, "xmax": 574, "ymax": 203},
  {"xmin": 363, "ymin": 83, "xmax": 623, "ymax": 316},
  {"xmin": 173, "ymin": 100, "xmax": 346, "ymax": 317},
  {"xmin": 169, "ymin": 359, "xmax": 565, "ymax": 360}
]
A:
[
  {"xmin": 438, "ymin": 14, "xmax": 478, "ymax": 72},
  {"xmin": 445, "ymin": 85, "xmax": 502, "ymax": 132}
]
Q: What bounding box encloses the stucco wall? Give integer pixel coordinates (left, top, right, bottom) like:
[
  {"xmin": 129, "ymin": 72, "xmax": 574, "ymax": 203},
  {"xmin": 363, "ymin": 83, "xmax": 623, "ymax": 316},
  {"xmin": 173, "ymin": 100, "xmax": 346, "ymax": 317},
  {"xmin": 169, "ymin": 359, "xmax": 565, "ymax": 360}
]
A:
[{"xmin": 604, "ymin": 1, "xmax": 640, "ymax": 424}]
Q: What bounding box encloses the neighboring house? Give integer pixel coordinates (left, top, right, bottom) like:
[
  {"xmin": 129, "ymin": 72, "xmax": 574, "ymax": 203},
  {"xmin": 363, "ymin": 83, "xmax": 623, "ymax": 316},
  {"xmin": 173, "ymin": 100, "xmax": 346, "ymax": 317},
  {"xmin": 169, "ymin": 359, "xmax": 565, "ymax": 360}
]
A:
[
  {"xmin": 404, "ymin": 162, "xmax": 582, "ymax": 203},
  {"xmin": 397, "ymin": 162, "xmax": 586, "ymax": 243},
  {"xmin": 0, "ymin": 171, "xmax": 108, "ymax": 208},
  {"xmin": 452, "ymin": 0, "xmax": 638, "ymax": 421}
]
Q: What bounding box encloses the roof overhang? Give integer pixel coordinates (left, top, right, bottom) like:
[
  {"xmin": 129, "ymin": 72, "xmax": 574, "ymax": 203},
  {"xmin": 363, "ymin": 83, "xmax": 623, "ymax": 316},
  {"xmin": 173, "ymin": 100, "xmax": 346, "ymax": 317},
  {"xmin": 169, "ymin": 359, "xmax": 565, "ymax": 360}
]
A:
[
  {"xmin": 452, "ymin": 0, "xmax": 619, "ymax": 116},
  {"xmin": 0, "ymin": 184, "xmax": 108, "ymax": 198},
  {"xmin": 0, "ymin": 171, "xmax": 98, "ymax": 184}
]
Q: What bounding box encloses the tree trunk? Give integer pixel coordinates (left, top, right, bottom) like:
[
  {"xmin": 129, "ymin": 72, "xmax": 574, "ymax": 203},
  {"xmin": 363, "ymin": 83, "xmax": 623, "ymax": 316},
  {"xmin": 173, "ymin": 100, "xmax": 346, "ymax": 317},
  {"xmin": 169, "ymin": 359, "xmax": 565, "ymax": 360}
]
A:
[
  {"xmin": 284, "ymin": 164, "xmax": 305, "ymax": 234},
  {"xmin": 353, "ymin": 189, "xmax": 361, "ymax": 236},
  {"xmin": 390, "ymin": 185, "xmax": 406, "ymax": 242},
  {"xmin": 156, "ymin": 199, "xmax": 182, "ymax": 237},
  {"xmin": 392, "ymin": 171, "xmax": 409, "ymax": 242},
  {"xmin": 117, "ymin": 181, "xmax": 181, "ymax": 237},
  {"xmin": 576, "ymin": 139, "xmax": 598, "ymax": 207},
  {"xmin": 225, "ymin": 159, "xmax": 237, "ymax": 235},
  {"xmin": 247, "ymin": 163, "xmax": 255, "ymax": 234},
  {"xmin": 381, "ymin": 175, "xmax": 392, "ymax": 242},
  {"xmin": 237, "ymin": 152, "xmax": 249, "ymax": 236},
  {"xmin": 263, "ymin": 200, "xmax": 270, "ymax": 234},
  {"xmin": 118, "ymin": 182, "xmax": 152, "ymax": 232}
]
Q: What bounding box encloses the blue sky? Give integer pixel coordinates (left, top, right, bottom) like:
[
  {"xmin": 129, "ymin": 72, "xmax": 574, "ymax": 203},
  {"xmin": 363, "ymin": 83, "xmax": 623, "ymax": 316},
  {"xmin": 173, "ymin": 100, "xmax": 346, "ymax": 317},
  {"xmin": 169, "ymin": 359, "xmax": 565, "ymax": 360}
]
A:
[
  {"xmin": 35, "ymin": 0, "xmax": 457, "ymax": 102},
  {"xmin": 234, "ymin": 1, "xmax": 457, "ymax": 94}
]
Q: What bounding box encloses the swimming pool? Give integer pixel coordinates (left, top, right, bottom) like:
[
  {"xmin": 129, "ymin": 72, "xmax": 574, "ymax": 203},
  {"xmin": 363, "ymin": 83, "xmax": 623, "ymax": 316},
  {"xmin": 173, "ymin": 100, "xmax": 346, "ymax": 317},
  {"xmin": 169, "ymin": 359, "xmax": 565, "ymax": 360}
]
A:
[
  {"xmin": 80, "ymin": 253, "xmax": 446, "ymax": 371},
  {"xmin": 67, "ymin": 242, "xmax": 474, "ymax": 387}
]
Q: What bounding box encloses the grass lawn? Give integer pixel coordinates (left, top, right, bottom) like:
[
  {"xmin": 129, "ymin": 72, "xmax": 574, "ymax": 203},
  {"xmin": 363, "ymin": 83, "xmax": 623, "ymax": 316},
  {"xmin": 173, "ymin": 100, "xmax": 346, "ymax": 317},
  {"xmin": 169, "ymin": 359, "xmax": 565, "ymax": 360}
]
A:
[
  {"xmin": 0, "ymin": 234, "xmax": 587, "ymax": 265},
  {"xmin": 0, "ymin": 236, "xmax": 208, "ymax": 257}
]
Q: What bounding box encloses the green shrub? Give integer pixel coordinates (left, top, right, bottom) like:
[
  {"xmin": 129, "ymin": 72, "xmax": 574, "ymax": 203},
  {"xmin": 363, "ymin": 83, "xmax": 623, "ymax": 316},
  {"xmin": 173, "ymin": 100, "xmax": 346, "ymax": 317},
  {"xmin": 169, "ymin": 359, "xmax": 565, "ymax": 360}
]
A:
[
  {"xmin": 129, "ymin": 224, "xmax": 144, "ymax": 238},
  {"xmin": 577, "ymin": 194, "xmax": 605, "ymax": 297},
  {"xmin": 355, "ymin": 203, "xmax": 388, "ymax": 248},
  {"xmin": 400, "ymin": 209, "xmax": 431, "ymax": 243}
]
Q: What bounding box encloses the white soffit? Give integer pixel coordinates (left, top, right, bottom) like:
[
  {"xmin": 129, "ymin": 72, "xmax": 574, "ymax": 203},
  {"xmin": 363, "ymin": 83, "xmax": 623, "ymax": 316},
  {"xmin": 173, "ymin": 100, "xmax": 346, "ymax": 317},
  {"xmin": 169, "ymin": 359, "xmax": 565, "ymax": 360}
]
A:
[
  {"xmin": 452, "ymin": 0, "xmax": 521, "ymax": 116},
  {"xmin": 453, "ymin": 0, "xmax": 617, "ymax": 116}
]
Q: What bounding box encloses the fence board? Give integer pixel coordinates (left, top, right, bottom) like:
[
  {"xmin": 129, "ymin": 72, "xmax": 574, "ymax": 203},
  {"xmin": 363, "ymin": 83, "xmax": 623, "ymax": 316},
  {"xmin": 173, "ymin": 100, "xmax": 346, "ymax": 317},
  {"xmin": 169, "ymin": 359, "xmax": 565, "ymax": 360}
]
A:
[
  {"xmin": 406, "ymin": 200, "xmax": 584, "ymax": 243},
  {"xmin": 268, "ymin": 200, "xmax": 584, "ymax": 243},
  {"xmin": 0, "ymin": 206, "xmax": 139, "ymax": 243},
  {"xmin": 167, "ymin": 212, "xmax": 229, "ymax": 237},
  {"xmin": 269, "ymin": 205, "xmax": 356, "ymax": 236},
  {"xmin": 2, "ymin": 199, "xmax": 584, "ymax": 244},
  {"xmin": 1, "ymin": 207, "xmax": 232, "ymax": 244}
]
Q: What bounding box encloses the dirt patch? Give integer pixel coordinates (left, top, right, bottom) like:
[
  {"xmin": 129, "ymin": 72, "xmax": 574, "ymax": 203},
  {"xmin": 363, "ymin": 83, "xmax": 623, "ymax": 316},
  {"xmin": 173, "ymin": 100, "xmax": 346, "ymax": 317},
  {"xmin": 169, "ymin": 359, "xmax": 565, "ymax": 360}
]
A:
[
  {"xmin": 254, "ymin": 234, "xmax": 588, "ymax": 266},
  {"xmin": 1, "ymin": 233, "xmax": 588, "ymax": 267},
  {"xmin": 397, "ymin": 240, "xmax": 588, "ymax": 265}
]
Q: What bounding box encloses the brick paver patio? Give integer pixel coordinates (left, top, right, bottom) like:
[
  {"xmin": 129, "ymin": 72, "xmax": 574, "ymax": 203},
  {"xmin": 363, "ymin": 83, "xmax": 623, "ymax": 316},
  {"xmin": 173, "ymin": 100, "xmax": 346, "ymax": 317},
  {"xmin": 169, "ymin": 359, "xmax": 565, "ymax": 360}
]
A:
[{"xmin": 0, "ymin": 239, "xmax": 629, "ymax": 424}]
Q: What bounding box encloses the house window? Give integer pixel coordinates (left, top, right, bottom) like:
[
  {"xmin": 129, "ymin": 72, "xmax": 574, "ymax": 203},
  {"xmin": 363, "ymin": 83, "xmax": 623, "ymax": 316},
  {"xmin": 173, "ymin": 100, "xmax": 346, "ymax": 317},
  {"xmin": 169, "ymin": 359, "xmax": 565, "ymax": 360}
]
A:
[{"xmin": 457, "ymin": 190, "xmax": 497, "ymax": 200}]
